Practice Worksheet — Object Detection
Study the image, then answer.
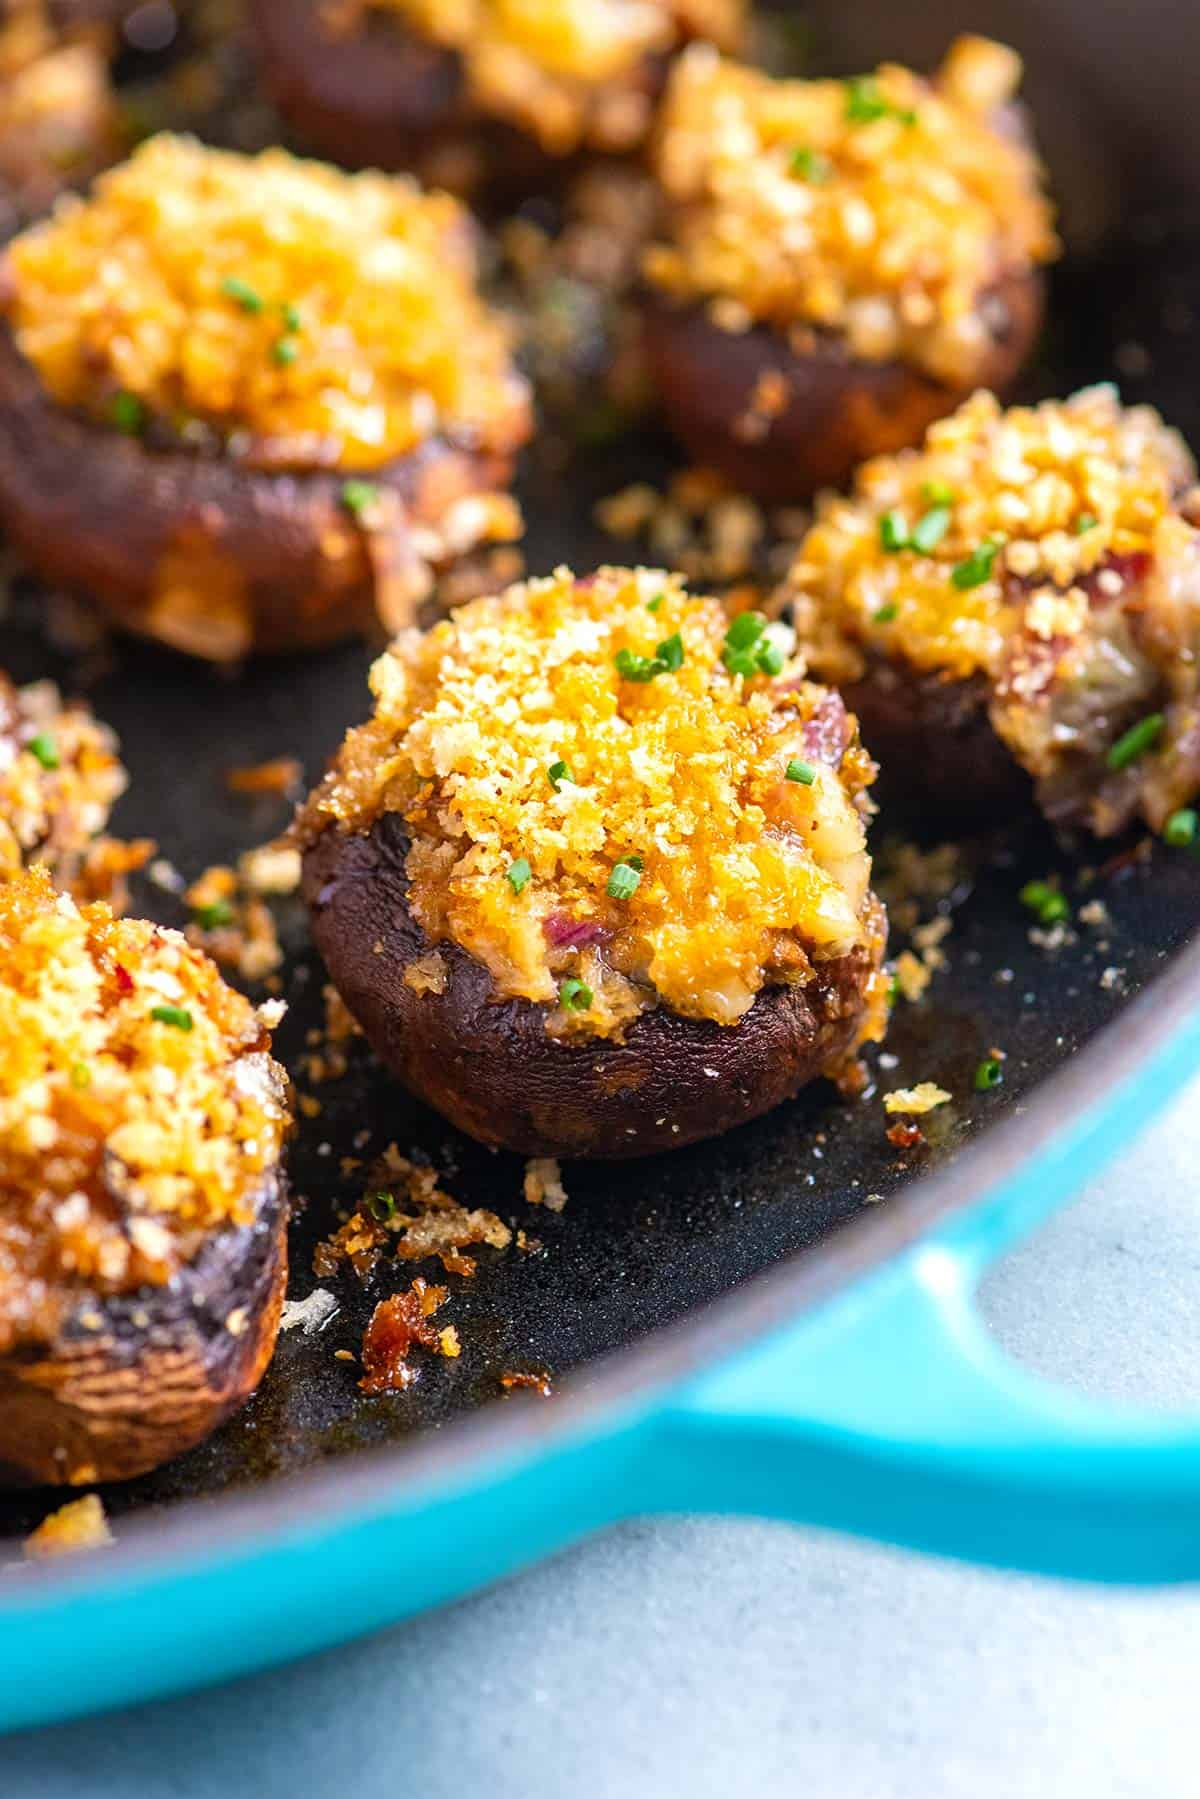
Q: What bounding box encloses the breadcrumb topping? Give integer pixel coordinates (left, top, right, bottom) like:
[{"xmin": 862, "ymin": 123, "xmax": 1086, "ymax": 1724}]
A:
[
  {"xmin": 0, "ymin": 867, "xmax": 290, "ymax": 1353},
  {"xmin": 3, "ymin": 134, "xmax": 530, "ymax": 470},
  {"xmin": 348, "ymin": 0, "xmax": 744, "ymax": 153},
  {"xmin": 790, "ymin": 387, "xmax": 1197, "ymax": 682},
  {"xmin": 644, "ymin": 37, "xmax": 1056, "ymax": 384},
  {"xmin": 0, "ymin": 675, "xmax": 128, "ymax": 889},
  {"xmin": 298, "ymin": 564, "xmax": 878, "ymax": 1034}
]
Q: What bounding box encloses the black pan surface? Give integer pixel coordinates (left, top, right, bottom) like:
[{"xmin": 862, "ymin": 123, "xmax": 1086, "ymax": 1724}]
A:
[{"xmin": 3, "ymin": 10, "xmax": 1200, "ymax": 1545}]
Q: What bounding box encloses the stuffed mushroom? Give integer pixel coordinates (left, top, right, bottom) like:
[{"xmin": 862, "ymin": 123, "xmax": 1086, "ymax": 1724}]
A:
[
  {"xmin": 298, "ymin": 565, "xmax": 888, "ymax": 1159},
  {"xmin": 0, "ymin": 672, "xmax": 131, "ymax": 893},
  {"xmin": 251, "ymin": 0, "xmax": 745, "ymax": 194},
  {"xmin": 783, "ymin": 386, "xmax": 1200, "ymax": 837},
  {"xmin": 0, "ymin": 1, "xmax": 124, "ymax": 230},
  {"xmin": 0, "ymin": 865, "xmax": 292, "ymax": 1486},
  {"xmin": 640, "ymin": 36, "xmax": 1056, "ymax": 501},
  {"xmin": 0, "ymin": 135, "xmax": 531, "ymax": 661}
]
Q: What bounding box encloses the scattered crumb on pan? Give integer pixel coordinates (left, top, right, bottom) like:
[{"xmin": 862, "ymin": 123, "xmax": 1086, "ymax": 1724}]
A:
[
  {"xmin": 279, "ymin": 1287, "xmax": 340, "ymax": 1336},
  {"xmin": 523, "ymin": 1156, "xmax": 567, "ymax": 1212},
  {"xmin": 315, "ymin": 1146, "xmax": 512, "ymax": 1283},
  {"xmin": 358, "ymin": 1278, "xmax": 457, "ymax": 1395},
  {"xmin": 500, "ymin": 1370, "xmax": 554, "ymax": 1398},
  {"xmin": 23, "ymin": 1494, "xmax": 112, "ymax": 1561},
  {"xmin": 883, "ymin": 1082, "xmax": 951, "ymax": 1116}
]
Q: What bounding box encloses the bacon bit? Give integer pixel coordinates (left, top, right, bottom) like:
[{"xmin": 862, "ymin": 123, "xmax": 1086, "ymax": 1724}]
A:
[
  {"xmin": 883, "ymin": 1082, "xmax": 951, "ymax": 1115},
  {"xmin": 500, "ymin": 1369, "xmax": 554, "ymax": 1397},
  {"xmin": 225, "ymin": 757, "xmax": 303, "ymax": 797},
  {"xmin": 886, "ymin": 1120, "xmax": 925, "ymax": 1150},
  {"xmin": 24, "ymin": 1494, "xmax": 112, "ymax": 1559},
  {"xmin": 359, "ymin": 1278, "xmax": 448, "ymax": 1394}
]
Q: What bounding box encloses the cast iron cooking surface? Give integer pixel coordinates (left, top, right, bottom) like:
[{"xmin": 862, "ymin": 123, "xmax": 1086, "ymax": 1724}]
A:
[{"xmin": 3, "ymin": 194, "xmax": 1200, "ymax": 1539}]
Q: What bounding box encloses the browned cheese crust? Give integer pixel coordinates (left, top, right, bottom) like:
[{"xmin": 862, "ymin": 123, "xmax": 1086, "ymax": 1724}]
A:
[{"xmin": 303, "ymin": 814, "xmax": 886, "ymax": 1159}]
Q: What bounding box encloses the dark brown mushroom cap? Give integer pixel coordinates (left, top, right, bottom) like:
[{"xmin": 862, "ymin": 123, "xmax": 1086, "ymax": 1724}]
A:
[
  {"xmin": 640, "ymin": 269, "xmax": 1045, "ymax": 503},
  {"xmin": 842, "ymin": 656, "xmax": 1032, "ymax": 830},
  {"xmin": 0, "ymin": 324, "xmax": 525, "ymax": 660},
  {"xmin": 0, "ymin": 1168, "xmax": 287, "ymax": 1488},
  {"xmin": 302, "ymin": 813, "xmax": 887, "ymax": 1160}
]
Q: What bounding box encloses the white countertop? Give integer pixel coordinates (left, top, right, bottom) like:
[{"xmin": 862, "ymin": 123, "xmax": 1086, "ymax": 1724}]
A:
[{"xmin": 10, "ymin": 1071, "xmax": 1200, "ymax": 1798}]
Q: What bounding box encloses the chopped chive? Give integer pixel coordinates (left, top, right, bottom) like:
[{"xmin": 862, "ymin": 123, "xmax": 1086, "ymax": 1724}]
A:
[
  {"xmin": 726, "ymin": 611, "xmax": 766, "ymax": 651},
  {"xmin": 887, "ymin": 974, "xmax": 900, "ymax": 1005},
  {"xmin": 921, "ymin": 480, "xmax": 956, "ymax": 507},
  {"xmin": 879, "ymin": 509, "xmax": 909, "ymax": 553},
  {"xmin": 280, "ymin": 302, "xmax": 303, "ymax": 332},
  {"xmin": 623, "ymin": 854, "xmax": 645, "ymax": 871},
  {"xmin": 1038, "ymin": 892, "xmax": 1069, "ymax": 925},
  {"xmin": 655, "ymin": 632, "xmax": 684, "ymax": 672},
  {"xmin": 367, "ymin": 1190, "xmax": 397, "ymax": 1223},
  {"xmin": 1019, "ymin": 880, "xmax": 1053, "ymax": 910},
  {"xmin": 874, "ymin": 602, "xmax": 898, "ymax": 624},
  {"xmin": 559, "ymin": 977, "xmax": 593, "ymax": 1011},
  {"xmin": 1073, "ymin": 511, "xmax": 1099, "ymax": 535},
  {"xmin": 220, "ymin": 275, "xmax": 264, "ymax": 314},
  {"xmin": 910, "ymin": 505, "xmax": 952, "ymax": 554},
  {"xmin": 69, "ymin": 1060, "xmax": 91, "ymax": 1090},
  {"xmin": 26, "ymin": 732, "xmax": 59, "ymax": 771},
  {"xmin": 150, "ymin": 1004, "xmax": 193, "ymax": 1032},
  {"xmin": 951, "ymin": 538, "xmax": 1002, "ymax": 589},
  {"xmin": 272, "ymin": 337, "xmax": 299, "ymax": 367},
  {"xmin": 110, "ymin": 390, "xmax": 146, "ymax": 436},
  {"xmin": 646, "ymin": 593, "xmax": 664, "ymax": 613},
  {"xmin": 506, "ymin": 856, "xmax": 532, "ymax": 894},
  {"xmin": 789, "ymin": 145, "xmax": 831, "ymax": 182},
  {"xmin": 1019, "ymin": 879, "xmax": 1069, "ymax": 927},
  {"xmin": 974, "ymin": 1057, "xmax": 1004, "ymax": 1091},
  {"xmin": 758, "ymin": 642, "xmax": 786, "ymax": 676},
  {"xmin": 785, "ymin": 758, "xmax": 816, "ymax": 785},
  {"xmin": 607, "ymin": 862, "xmax": 641, "ymax": 900},
  {"xmin": 341, "ymin": 479, "xmax": 380, "ymax": 519},
  {"xmin": 193, "ymin": 900, "xmax": 235, "ymax": 930},
  {"xmin": 547, "ymin": 759, "xmax": 573, "ymax": 790},
  {"xmin": 1106, "ymin": 711, "xmax": 1165, "ymax": 772},
  {"xmin": 1164, "ymin": 808, "xmax": 1198, "ymax": 847},
  {"xmin": 844, "ymin": 76, "xmax": 889, "ymax": 123}
]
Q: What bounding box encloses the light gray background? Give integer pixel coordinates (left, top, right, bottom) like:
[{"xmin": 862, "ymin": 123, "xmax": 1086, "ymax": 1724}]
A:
[{"xmin": 11, "ymin": 1071, "xmax": 1200, "ymax": 1798}]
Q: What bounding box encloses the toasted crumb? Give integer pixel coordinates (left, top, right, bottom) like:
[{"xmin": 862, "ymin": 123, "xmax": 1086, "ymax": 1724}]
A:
[
  {"xmin": 315, "ymin": 1145, "xmax": 511, "ymax": 1282},
  {"xmin": 359, "ymin": 1277, "xmax": 452, "ymax": 1394},
  {"xmin": 225, "ymin": 758, "xmax": 303, "ymax": 798},
  {"xmin": 524, "ymin": 1156, "xmax": 567, "ymax": 1212},
  {"xmin": 279, "ymin": 1287, "xmax": 339, "ymax": 1335},
  {"xmin": 24, "ymin": 1493, "xmax": 111, "ymax": 1560},
  {"xmin": 883, "ymin": 1081, "xmax": 951, "ymax": 1115},
  {"xmin": 893, "ymin": 949, "xmax": 931, "ymax": 1002}
]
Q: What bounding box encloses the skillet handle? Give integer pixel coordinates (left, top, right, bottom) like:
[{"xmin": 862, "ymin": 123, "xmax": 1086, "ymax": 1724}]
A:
[{"xmin": 658, "ymin": 1237, "xmax": 1200, "ymax": 1584}]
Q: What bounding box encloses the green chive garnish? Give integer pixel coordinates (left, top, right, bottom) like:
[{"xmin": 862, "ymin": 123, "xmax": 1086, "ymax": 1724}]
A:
[
  {"xmin": 789, "ymin": 145, "xmax": 831, "ymax": 182},
  {"xmin": 921, "ymin": 480, "xmax": 956, "ymax": 507},
  {"xmin": 623, "ymin": 854, "xmax": 645, "ymax": 871},
  {"xmin": 507, "ymin": 857, "xmax": 532, "ymax": 894},
  {"xmin": 910, "ymin": 506, "xmax": 952, "ymax": 554},
  {"xmin": 151, "ymin": 1004, "xmax": 193, "ymax": 1032},
  {"xmin": 974, "ymin": 1057, "xmax": 1003, "ymax": 1091},
  {"xmin": 547, "ymin": 760, "xmax": 573, "ymax": 790},
  {"xmin": 1164, "ymin": 808, "xmax": 1198, "ymax": 847},
  {"xmin": 1039, "ymin": 893, "xmax": 1069, "ymax": 924},
  {"xmin": 280, "ymin": 302, "xmax": 303, "ymax": 332},
  {"xmin": 786, "ymin": 759, "xmax": 816, "ymax": 785},
  {"xmin": 110, "ymin": 391, "xmax": 145, "ymax": 436},
  {"xmin": 723, "ymin": 613, "xmax": 783, "ymax": 678},
  {"xmin": 26, "ymin": 732, "xmax": 59, "ymax": 770},
  {"xmin": 844, "ymin": 76, "xmax": 889, "ymax": 123},
  {"xmin": 368, "ymin": 1191, "xmax": 397, "ymax": 1222},
  {"xmin": 559, "ymin": 977, "xmax": 593, "ymax": 1011},
  {"xmin": 1107, "ymin": 712, "xmax": 1165, "ymax": 772},
  {"xmin": 879, "ymin": 509, "xmax": 909, "ymax": 552},
  {"xmin": 193, "ymin": 900, "xmax": 235, "ymax": 930},
  {"xmin": 341, "ymin": 480, "xmax": 380, "ymax": 519},
  {"xmin": 874, "ymin": 603, "xmax": 898, "ymax": 624},
  {"xmin": 615, "ymin": 633, "xmax": 684, "ymax": 683},
  {"xmin": 272, "ymin": 337, "xmax": 299, "ymax": 367},
  {"xmin": 646, "ymin": 593, "xmax": 664, "ymax": 613},
  {"xmin": 221, "ymin": 275, "xmax": 264, "ymax": 314},
  {"xmin": 607, "ymin": 862, "xmax": 641, "ymax": 900},
  {"xmin": 951, "ymin": 539, "xmax": 1002, "ymax": 589},
  {"xmin": 69, "ymin": 1060, "xmax": 91, "ymax": 1090},
  {"xmin": 1019, "ymin": 880, "xmax": 1069, "ymax": 926},
  {"xmin": 1073, "ymin": 511, "xmax": 1099, "ymax": 535}
]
